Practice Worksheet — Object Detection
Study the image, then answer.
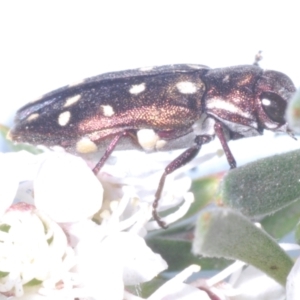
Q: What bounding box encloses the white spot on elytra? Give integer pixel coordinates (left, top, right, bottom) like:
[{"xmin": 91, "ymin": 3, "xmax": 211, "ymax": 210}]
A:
[
  {"xmin": 261, "ymin": 99, "xmax": 271, "ymax": 106},
  {"xmin": 206, "ymin": 98, "xmax": 252, "ymax": 119},
  {"xmin": 64, "ymin": 95, "xmax": 81, "ymax": 107},
  {"xmin": 58, "ymin": 111, "xmax": 71, "ymax": 126},
  {"xmin": 26, "ymin": 113, "xmax": 39, "ymax": 122},
  {"xmin": 156, "ymin": 139, "xmax": 167, "ymax": 150},
  {"xmin": 129, "ymin": 83, "xmax": 146, "ymax": 95},
  {"xmin": 137, "ymin": 129, "xmax": 159, "ymax": 151},
  {"xmin": 100, "ymin": 105, "xmax": 115, "ymax": 117},
  {"xmin": 176, "ymin": 81, "xmax": 197, "ymax": 94},
  {"xmin": 76, "ymin": 137, "xmax": 98, "ymax": 153}
]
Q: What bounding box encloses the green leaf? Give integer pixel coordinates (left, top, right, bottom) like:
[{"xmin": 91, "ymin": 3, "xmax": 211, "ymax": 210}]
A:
[
  {"xmin": 129, "ymin": 277, "xmax": 166, "ymax": 298},
  {"xmin": 188, "ymin": 176, "xmax": 220, "ymax": 218},
  {"xmin": 192, "ymin": 208, "xmax": 293, "ymax": 285},
  {"xmin": 146, "ymin": 226, "xmax": 231, "ymax": 273},
  {"xmin": 0, "ymin": 271, "xmax": 9, "ymax": 278},
  {"xmin": 261, "ymin": 200, "xmax": 300, "ymax": 239},
  {"xmin": 294, "ymin": 221, "xmax": 300, "ymax": 244},
  {"xmin": 146, "ymin": 236, "xmax": 198, "ymax": 272},
  {"xmin": 0, "ymin": 224, "xmax": 11, "ymax": 233},
  {"xmin": 221, "ymin": 149, "xmax": 300, "ymax": 217},
  {"xmin": 145, "ymin": 176, "xmax": 230, "ymax": 274},
  {"xmin": 24, "ymin": 278, "xmax": 43, "ymax": 286}
]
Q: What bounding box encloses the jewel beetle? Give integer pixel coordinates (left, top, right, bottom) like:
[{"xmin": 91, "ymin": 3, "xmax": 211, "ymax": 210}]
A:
[{"xmin": 9, "ymin": 62, "xmax": 296, "ymax": 227}]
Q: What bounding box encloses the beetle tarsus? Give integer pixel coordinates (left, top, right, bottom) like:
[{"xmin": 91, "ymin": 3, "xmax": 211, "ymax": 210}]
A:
[{"xmin": 152, "ymin": 210, "xmax": 168, "ymax": 229}]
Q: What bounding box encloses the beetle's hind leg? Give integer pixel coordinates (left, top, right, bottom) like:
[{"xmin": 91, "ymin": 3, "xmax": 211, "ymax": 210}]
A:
[{"xmin": 153, "ymin": 135, "xmax": 212, "ymax": 228}]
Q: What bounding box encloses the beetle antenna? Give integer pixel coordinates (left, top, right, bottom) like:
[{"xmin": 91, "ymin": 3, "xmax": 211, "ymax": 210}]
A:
[{"xmin": 253, "ymin": 50, "xmax": 263, "ymax": 67}]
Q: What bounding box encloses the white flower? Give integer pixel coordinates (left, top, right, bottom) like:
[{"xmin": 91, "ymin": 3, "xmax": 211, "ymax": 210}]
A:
[
  {"xmin": 71, "ymin": 228, "xmax": 167, "ymax": 299},
  {"xmin": 124, "ymin": 265, "xmax": 210, "ymax": 300},
  {"xmin": 0, "ymin": 151, "xmax": 104, "ymax": 223},
  {"xmin": 0, "ymin": 203, "xmax": 77, "ymax": 299},
  {"xmin": 95, "ymin": 149, "xmax": 215, "ymax": 229},
  {"xmin": 188, "ymin": 261, "xmax": 285, "ymax": 300},
  {"xmin": 0, "ymin": 138, "xmax": 217, "ymax": 299},
  {"xmin": 228, "ymin": 265, "xmax": 285, "ymax": 300},
  {"xmin": 287, "ymin": 256, "xmax": 300, "ymax": 300},
  {"xmin": 33, "ymin": 152, "xmax": 103, "ymax": 222},
  {"xmin": 0, "ymin": 150, "xmax": 174, "ymax": 299}
]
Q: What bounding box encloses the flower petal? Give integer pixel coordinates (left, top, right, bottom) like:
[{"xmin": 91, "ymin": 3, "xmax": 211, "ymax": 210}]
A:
[
  {"xmin": 0, "ymin": 203, "xmax": 76, "ymax": 298},
  {"xmin": 119, "ymin": 232, "xmax": 168, "ymax": 285},
  {"xmin": 75, "ymin": 230, "xmax": 124, "ymax": 300},
  {"xmin": 230, "ymin": 266, "xmax": 285, "ymax": 300},
  {"xmin": 34, "ymin": 153, "xmax": 103, "ymax": 222},
  {"xmin": 287, "ymin": 256, "xmax": 300, "ymax": 300},
  {"xmin": 0, "ymin": 153, "xmax": 19, "ymax": 215},
  {"xmin": 148, "ymin": 265, "xmax": 209, "ymax": 300}
]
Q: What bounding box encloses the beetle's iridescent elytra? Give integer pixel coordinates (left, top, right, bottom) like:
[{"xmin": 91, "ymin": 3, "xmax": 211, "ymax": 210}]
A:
[{"xmin": 9, "ymin": 63, "xmax": 296, "ymax": 227}]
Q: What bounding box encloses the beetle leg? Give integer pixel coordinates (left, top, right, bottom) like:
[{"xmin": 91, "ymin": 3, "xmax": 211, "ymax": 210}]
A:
[
  {"xmin": 214, "ymin": 121, "xmax": 237, "ymax": 169},
  {"xmin": 153, "ymin": 135, "xmax": 212, "ymax": 228},
  {"xmin": 93, "ymin": 131, "xmax": 133, "ymax": 174}
]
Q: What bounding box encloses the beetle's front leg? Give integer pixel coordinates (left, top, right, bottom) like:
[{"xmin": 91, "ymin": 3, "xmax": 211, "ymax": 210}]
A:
[
  {"xmin": 214, "ymin": 121, "xmax": 237, "ymax": 169},
  {"xmin": 153, "ymin": 135, "xmax": 213, "ymax": 228}
]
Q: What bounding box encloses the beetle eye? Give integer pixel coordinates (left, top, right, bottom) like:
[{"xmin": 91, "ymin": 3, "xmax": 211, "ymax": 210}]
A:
[{"xmin": 260, "ymin": 92, "xmax": 287, "ymax": 124}]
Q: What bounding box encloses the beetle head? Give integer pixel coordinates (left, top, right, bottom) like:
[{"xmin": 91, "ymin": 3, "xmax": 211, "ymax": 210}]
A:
[{"xmin": 255, "ymin": 70, "xmax": 296, "ymax": 134}]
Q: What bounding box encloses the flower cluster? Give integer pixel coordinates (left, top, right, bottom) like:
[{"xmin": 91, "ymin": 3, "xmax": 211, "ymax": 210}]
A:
[
  {"xmin": 0, "ymin": 150, "xmax": 202, "ymax": 299},
  {"xmin": 1, "ymin": 136, "xmax": 300, "ymax": 299}
]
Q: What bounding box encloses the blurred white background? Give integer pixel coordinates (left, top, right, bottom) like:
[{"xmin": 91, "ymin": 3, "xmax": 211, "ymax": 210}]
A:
[
  {"xmin": 0, "ymin": 0, "xmax": 299, "ymax": 170},
  {"xmin": 1, "ymin": 0, "xmax": 299, "ymax": 124}
]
